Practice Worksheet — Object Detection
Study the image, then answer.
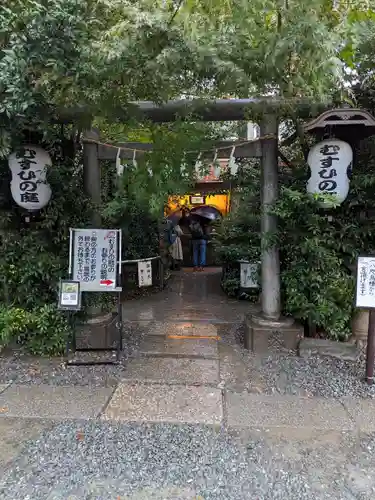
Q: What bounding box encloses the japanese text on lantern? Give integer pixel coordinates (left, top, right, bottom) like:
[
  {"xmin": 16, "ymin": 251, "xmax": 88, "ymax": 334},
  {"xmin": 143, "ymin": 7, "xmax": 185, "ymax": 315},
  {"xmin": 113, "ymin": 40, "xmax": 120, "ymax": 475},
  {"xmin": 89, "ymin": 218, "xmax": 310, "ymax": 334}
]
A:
[
  {"xmin": 16, "ymin": 148, "xmax": 39, "ymax": 204},
  {"xmin": 317, "ymin": 144, "xmax": 340, "ymax": 194}
]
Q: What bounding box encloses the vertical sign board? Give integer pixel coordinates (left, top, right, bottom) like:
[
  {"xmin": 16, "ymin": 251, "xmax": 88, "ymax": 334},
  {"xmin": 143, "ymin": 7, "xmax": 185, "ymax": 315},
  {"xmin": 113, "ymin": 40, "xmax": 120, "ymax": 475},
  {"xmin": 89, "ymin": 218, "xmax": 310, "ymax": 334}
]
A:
[
  {"xmin": 240, "ymin": 261, "xmax": 260, "ymax": 289},
  {"xmin": 356, "ymin": 256, "xmax": 375, "ymax": 385},
  {"xmin": 355, "ymin": 256, "xmax": 375, "ymax": 308},
  {"xmin": 138, "ymin": 260, "xmax": 153, "ymax": 287},
  {"xmin": 70, "ymin": 229, "xmax": 121, "ymax": 291}
]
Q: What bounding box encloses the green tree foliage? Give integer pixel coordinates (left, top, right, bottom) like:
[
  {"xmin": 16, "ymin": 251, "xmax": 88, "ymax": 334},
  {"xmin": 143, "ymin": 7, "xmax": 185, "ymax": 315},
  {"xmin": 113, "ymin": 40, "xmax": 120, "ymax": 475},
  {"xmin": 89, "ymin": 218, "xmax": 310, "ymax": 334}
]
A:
[
  {"xmin": 0, "ymin": 0, "xmax": 375, "ymax": 352},
  {"xmin": 214, "ymin": 161, "xmax": 261, "ymax": 298},
  {"xmin": 1, "ymin": 0, "xmax": 374, "ymax": 137}
]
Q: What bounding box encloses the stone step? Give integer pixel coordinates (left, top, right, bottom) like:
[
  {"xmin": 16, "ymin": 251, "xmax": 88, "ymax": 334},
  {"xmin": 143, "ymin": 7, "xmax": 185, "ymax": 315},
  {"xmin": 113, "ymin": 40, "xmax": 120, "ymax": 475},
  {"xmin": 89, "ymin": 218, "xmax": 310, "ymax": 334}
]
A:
[{"xmin": 136, "ymin": 335, "xmax": 219, "ymax": 360}]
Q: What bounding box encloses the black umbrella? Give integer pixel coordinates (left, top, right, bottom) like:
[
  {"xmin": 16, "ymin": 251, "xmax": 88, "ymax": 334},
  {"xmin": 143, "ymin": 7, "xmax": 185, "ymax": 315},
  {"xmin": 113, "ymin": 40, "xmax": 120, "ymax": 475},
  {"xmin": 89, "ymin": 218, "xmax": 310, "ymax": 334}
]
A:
[{"xmin": 190, "ymin": 205, "xmax": 222, "ymax": 221}]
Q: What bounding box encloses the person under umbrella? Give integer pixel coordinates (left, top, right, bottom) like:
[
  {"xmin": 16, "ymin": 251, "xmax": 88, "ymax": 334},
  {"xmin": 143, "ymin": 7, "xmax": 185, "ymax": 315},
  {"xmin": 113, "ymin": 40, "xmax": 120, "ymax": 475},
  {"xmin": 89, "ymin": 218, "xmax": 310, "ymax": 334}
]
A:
[
  {"xmin": 169, "ymin": 222, "xmax": 184, "ymax": 270},
  {"xmin": 188, "ymin": 216, "xmax": 208, "ymax": 271}
]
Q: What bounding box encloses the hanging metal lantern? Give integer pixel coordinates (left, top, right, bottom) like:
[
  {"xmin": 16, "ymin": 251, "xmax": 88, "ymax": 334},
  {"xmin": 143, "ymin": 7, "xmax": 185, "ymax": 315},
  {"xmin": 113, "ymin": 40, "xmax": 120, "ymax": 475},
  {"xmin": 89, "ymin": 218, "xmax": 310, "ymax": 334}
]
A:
[{"xmin": 8, "ymin": 145, "xmax": 52, "ymax": 211}]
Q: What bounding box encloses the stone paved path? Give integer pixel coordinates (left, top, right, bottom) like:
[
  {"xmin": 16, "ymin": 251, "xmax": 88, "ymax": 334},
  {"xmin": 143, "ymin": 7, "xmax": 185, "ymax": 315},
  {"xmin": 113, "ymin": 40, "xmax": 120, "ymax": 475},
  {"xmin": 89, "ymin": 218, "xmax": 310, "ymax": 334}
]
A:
[{"xmin": 1, "ymin": 269, "xmax": 375, "ymax": 498}]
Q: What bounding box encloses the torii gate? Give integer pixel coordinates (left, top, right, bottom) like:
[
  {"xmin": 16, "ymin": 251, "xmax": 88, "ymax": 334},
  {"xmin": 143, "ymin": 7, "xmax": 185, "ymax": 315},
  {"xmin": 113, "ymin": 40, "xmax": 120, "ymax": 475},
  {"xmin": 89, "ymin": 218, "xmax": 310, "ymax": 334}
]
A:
[{"xmin": 80, "ymin": 98, "xmax": 373, "ymax": 350}]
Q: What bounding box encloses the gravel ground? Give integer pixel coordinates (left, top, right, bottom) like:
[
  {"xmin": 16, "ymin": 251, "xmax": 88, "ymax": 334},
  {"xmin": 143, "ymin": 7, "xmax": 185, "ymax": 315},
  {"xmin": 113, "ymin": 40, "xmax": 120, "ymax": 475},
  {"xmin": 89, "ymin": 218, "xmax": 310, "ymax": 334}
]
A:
[
  {"xmin": 252, "ymin": 352, "xmax": 375, "ymax": 399},
  {"xmin": 0, "ymin": 321, "xmax": 374, "ymax": 398},
  {"xmin": 0, "ymin": 343, "xmax": 374, "ymax": 399},
  {"xmin": 220, "ymin": 325, "xmax": 375, "ymax": 399},
  {"xmin": 0, "ymin": 420, "xmax": 374, "ymax": 500},
  {"xmin": 0, "ymin": 326, "xmax": 142, "ymax": 388}
]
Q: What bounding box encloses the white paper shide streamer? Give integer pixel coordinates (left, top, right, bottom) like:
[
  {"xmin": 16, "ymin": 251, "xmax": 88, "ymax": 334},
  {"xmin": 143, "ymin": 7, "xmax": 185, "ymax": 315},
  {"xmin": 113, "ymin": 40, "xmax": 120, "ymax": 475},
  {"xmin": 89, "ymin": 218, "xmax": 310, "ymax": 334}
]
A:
[
  {"xmin": 212, "ymin": 149, "xmax": 221, "ymax": 179},
  {"xmin": 228, "ymin": 146, "xmax": 238, "ymax": 175},
  {"xmin": 194, "ymin": 152, "xmax": 203, "ymax": 179},
  {"xmin": 115, "ymin": 148, "xmax": 124, "ymax": 176},
  {"xmin": 116, "ymin": 149, "xmax": 139, "ymax": 177}
]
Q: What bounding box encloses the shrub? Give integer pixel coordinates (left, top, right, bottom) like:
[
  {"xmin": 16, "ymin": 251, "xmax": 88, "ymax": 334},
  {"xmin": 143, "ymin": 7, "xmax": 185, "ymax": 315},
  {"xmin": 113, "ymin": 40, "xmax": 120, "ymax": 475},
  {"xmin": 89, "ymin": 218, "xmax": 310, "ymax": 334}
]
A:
[
  {"xmin": 0, "ymin": 306, "xmax": 31, "ymax": 349},
  {"xmin": 215, "ymin": 144, "xmax": 375, "ymax": 340}
]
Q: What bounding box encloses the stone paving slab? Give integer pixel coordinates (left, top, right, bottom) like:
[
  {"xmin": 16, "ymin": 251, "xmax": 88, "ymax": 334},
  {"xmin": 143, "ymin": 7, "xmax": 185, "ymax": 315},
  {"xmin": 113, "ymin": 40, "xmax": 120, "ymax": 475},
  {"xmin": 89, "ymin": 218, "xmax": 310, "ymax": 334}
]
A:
[
  {"xmin": 122, "ymin": 357, "xmax": 219, "ymax": 385},
  {"xmin": 219, "ymin": 344, "xmax": 265, "ymax": 393},
  {"xmin": 136, "ymin": 321, "xmax": 222, "ymax": 337},
  {"xmin": 102, "ymin": 382, "xmax": 223, "ymax": 424},
  {"xmin": 170, "ymin": 322, "xmax": 221, "ymax": 337},
  {"xmin": 0, "ymin": 384, "xmax": 113, "ymax": 419},
  {"xmin": 137, "ymin": 335, "xmax": 219, "ymax": 359},
  {"xmin": 341, "ymin": 397, "xmax": 375, "ymax": 432},
  {"xmin": 0, "ymin": 417, "xmax": 53, "ymax": 469},
  {"xmin": 126, "ymin": 320, "xmax": 222, "ymax": 337},
  {"xmin": 299, "ymin": 338, "xmax": 360, "ymax": 361},
  {"xmin": 225, "ymin": 392, "xmax": 355, "ymax": 430}
]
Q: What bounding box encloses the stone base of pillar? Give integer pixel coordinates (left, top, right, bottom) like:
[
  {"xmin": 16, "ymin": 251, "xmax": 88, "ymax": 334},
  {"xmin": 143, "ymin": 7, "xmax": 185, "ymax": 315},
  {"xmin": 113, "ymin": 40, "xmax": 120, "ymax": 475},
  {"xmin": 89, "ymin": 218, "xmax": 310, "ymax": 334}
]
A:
[
  {"xmin": 76, "ymin": 311, "xmax": 117, "ymax": 349},
  {"xmin": 244, "ymin": 313, "xmax": 304, "ymax": 353}
]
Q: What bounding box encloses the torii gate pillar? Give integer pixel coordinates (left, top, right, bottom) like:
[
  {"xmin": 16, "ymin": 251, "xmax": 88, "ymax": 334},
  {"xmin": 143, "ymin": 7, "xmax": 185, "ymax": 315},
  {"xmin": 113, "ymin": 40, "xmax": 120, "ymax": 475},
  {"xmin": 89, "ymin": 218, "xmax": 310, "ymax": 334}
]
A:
[
  {"xmin": 244, "ymin": 114, "xmax": 303, "ymax": 352},
  {"xmin": 260, "ymin": 114, "xmax": 281, "ymax": 320}
]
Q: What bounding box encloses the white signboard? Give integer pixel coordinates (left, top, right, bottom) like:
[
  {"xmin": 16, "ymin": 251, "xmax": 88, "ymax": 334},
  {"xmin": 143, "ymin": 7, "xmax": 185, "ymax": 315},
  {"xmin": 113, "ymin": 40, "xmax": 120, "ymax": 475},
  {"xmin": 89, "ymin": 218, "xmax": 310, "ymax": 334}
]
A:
[
  {"xmin": 356, "ymin": 256, "xmax": 375, "ymax": 308},
  {"xmin": 8, "ymin": 145, "xmax": 52, "ymax": 210},
  {"xmin": 138, "ymin": 260, "xmax": 152, "ymax": 287},
  {"xmin": 190, "ymin": 196, "xmax": 204, "ymax": 205},
  {"xmin": 240, "ymin": 261, "xmax": 259, "ymax": 289},
  {"xmin": 70, "ymin": 229, "xmax": 121, "ymax": 292},
  {"xmin": 307, "ymin": 139, "xmax": 353, "ymax": 208}
]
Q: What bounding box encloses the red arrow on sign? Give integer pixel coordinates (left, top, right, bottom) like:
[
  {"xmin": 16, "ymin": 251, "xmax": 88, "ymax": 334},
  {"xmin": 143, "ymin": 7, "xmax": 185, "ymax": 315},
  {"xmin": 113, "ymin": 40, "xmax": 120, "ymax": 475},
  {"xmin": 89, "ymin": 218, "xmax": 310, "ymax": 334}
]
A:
[{"xmin": 100, "ymin": 279, "xmax": 114, "ymax": 286}]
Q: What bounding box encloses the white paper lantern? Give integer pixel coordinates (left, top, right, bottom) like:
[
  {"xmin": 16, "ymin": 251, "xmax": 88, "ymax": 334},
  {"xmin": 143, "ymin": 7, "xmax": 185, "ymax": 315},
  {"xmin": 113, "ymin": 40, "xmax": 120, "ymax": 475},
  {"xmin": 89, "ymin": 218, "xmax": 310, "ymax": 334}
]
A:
[
  {"xmin": 8, "ymin": 145, "xmax": 52, "ymax": 211},
  {"xmin": 306, "ymin": 139, "xmax": 353, "ymax": 208}
]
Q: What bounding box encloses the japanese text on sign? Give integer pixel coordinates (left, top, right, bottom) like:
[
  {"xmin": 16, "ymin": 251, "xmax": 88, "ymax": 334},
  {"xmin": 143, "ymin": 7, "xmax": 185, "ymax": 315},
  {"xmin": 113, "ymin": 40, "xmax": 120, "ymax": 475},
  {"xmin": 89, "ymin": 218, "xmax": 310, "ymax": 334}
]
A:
[
  {"xmin": 138, "ymin": 260, "xmax": 152, "ymax": 287},
  {"xmin": 240, "ymin": 262, "xmax": 259, "ymax": 289},
  {"xmin": 356, "ymin": 256, "xmax": 375, "ymax": 308},
  {"xmin": 71, "ymin": 229, "xmax": 120, "ymax": 292}
]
